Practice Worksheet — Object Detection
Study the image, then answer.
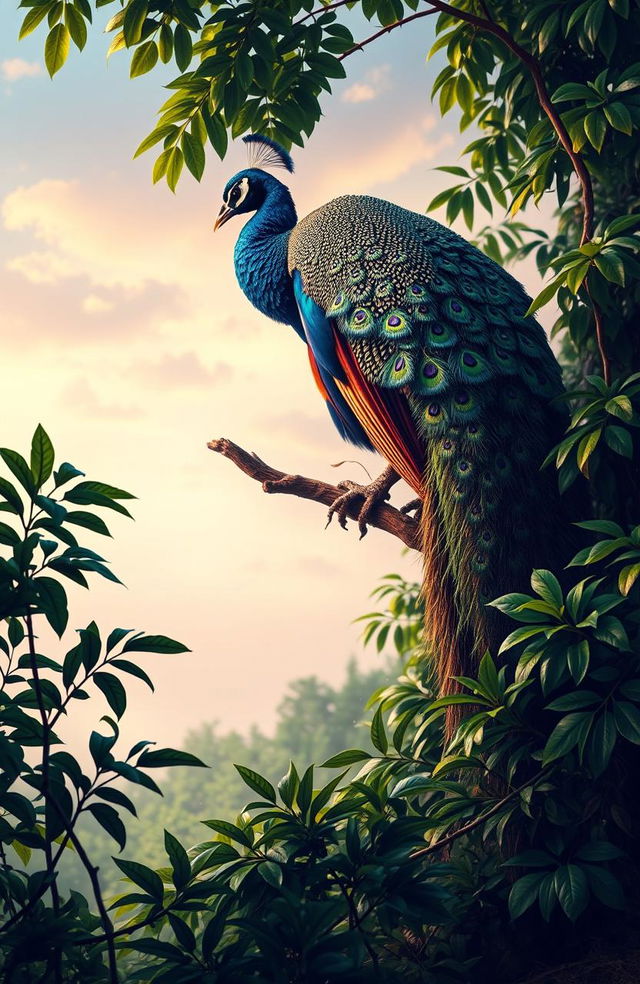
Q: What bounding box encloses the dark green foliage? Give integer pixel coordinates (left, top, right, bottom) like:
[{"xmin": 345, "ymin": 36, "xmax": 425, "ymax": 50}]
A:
[{"xmin": 0, "ymin": 426, "xmax": 203, "ymax": 982}]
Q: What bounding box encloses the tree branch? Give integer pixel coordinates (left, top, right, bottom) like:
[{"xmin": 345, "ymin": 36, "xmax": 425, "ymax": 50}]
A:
[{"xmin": 206, "ymin": 438, "xmax": 421, "ymax": 551}]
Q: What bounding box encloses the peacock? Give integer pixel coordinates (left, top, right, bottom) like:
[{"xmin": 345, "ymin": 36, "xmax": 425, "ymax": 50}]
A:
[{"xmin": 214, "ymin": 134, "xmax": 574, "ymax": 701}]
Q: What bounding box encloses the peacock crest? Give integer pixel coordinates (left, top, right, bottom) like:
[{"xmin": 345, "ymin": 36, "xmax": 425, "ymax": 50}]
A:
[{"xmin": 242, "ymin": 134, "xmax": 295, "ymax": 173}]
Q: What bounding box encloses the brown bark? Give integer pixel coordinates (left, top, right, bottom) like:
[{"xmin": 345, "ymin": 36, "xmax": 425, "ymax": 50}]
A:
[{"xmin": 207, "ymin": 438, "xmax": 421, "ymax": 551}]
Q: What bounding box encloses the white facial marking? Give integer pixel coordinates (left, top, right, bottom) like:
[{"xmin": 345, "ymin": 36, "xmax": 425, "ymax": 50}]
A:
[{"xmin": 235, "ymin": 176, "xmax": 250, "ymax": 207}]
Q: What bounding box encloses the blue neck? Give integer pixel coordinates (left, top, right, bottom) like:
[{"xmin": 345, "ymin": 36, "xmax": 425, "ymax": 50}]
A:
[{"xmin": 234, "ymin": 184, "xmax": 304, "ymax": 337}]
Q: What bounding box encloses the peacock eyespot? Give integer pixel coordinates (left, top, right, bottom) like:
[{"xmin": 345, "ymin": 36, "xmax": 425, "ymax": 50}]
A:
[
  {"xmin": 395, "ymin": 357, "xmax": 405, "ymax": 372},
  {"xmin": 388, "ymin": 315, "xmax": 401, "ymax": 327},
  {"xmin": 418, "ymin": 304, "xmax": 428, "ymax": 313},
  {"xmin": 468, "ymin": 424, "xmax": 478, "ymax": 434},
  {"xmin": 496, "ymin": 346, "xmax": 508, "ymax": 359},
  {"xmin": 411, "ymin": 284, "xmax": 423, "ymax": 295},
  {"xmin": 354, "ymin": 310, "xmax": 366, "ymax": 322},
  {"xmin": 455, "ymin": 389, "xmax": 471, "ymax": 406},
  {"xmin": 432, "ymin": 324, "xmax": 444, "ymax": 335},
  {"xmin": 443, "ymin": 439, "xmax": 453, "ymax": 450},
  {"xmin": 428, "ymin": 403, "xmax": 441, "ymax": 417},
  {"xmin": 451, "ymin": 301, "xmax": 462, "ymax": 313},
  {"xmin": 463, "ymin": 353, "xmax": 477, "ymax": 367},
  {"xmin": 423, "ymin": 362, "xmax": 438, "ymax": 378}
]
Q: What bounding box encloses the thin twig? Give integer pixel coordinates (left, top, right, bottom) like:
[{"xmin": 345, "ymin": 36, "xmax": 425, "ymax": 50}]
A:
[
  {"xmin": 410, "ymin": 767, "xmax": 550, "ymax": 859},
  {"xmin": 206, "ymin": 438, "xmax": 421, "ymax": 551}
]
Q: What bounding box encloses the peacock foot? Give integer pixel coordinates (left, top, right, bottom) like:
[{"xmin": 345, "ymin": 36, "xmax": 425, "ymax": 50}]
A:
[{"xmin": 326, "ymin": 465, "xmax": 400, "ymax": 539}]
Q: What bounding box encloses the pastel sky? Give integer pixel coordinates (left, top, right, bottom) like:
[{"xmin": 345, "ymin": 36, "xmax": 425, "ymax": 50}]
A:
[{"xmin": 0, "ymin": 6, "xmax": 555, "ymax": 751}]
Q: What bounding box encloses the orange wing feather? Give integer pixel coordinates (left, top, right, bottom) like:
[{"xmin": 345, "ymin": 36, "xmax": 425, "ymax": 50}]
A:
[{"xmin": 332, "ymin": 332, "xmax": 424, "ymax": 495}]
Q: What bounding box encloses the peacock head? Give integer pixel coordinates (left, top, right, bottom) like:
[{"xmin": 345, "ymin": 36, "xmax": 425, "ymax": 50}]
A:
[{"xmin": 214, "ymin": 135, "xmax": 295, "ymax": 231}]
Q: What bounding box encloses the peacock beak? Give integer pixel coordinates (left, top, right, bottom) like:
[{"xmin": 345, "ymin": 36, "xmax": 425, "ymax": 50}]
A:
[{"xmin": 214, "ymin": 204, "xmax": 234, "ymax": 231}]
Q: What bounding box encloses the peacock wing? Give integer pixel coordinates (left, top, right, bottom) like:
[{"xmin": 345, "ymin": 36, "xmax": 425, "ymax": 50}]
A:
[{"xmin": 289, "ymin": 194, "xmax": 569, "ymax": 674}]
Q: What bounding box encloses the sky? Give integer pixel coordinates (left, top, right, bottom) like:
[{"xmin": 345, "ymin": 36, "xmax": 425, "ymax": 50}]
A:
[{"xmin": 0, "ymin": 5, "xmax": 555, "ymax": 753}]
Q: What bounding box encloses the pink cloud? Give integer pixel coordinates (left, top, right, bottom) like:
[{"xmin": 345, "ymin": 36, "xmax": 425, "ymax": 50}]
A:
[{"xmin": 1, "ymin": 58, "xmax": 41, "ymax": 82}]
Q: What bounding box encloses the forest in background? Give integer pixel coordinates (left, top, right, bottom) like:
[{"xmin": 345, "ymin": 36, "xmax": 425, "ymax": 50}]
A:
[{"xmin": 59, "ymin": 657, "xmax": 391, "ymax": 897}]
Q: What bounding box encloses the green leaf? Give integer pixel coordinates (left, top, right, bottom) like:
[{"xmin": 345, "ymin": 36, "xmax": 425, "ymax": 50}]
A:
[
  {"xmin": 113, "ymin": 857, "xmax": 164, "ymax": 901},
  {"xmin": 370, "ymin": 704, "xmax": 388, "ymax": 754},
  {"xmin": 64, "ymin": 511, "xmax": 111, "ymax": 536},
  {"xmin": 258, "ymin": 860, "xmax": 283, "ymax": 888},
  {"xmin": 130, "ymin": 39, "xmax": 158, "ymax": 77},
  {"xmin": 35, "ymin": 576, "xmax": 68, "ymax": 637},
  {"xmin": 296, "ymin": 764, "xmax": 314, "ymax": 818},
  {"xmin": 165, "ymin": 829, "xmax": 191, "ymax": 889},
  {"xmin": 613, "ymin": 701, "xmax": 640, "ymax": 743},
  {"xmin": 583, "ymin": 863, "xmax": 624, "ymax": 908},
  {"xmin": 603, "ymin": 101, "xmax": 633, "ymax": 134},
  {"xmin": 65, "ymin": 4, "xmax": 87, "ymax": 50},
  {"xmin": 94, "ymin": 672, "xmax": 127, "ymax": 719},
  {"xmin": 166, "ymin": 146, "xmax": 184, "ymax": 192},
  {"xmin": 30, "ymin": 426, "xmax": 55, "ymax": 490},
  {"xmin": 525, "ymin": 272, "xmax": 565, "ymax": 316},
  {"xmin": 587, "ymin": 711, "xmax": 616, "ymax": 776},
  {"xmin": 0, "ymin": 522, "xmax": 19, "ymax": 546},
  {"xmin": 321, "ymin": 749, "xmax": 371, "ymax": 768},
  {"xmin": 202, "ymin": 106, "xmax": 228, "ymax": 159},
  {"xmin": 174, "ymin": 24, "xmax": 193, "ymax": 72},
  {"xmin": 19, "ymin": 5, "xmax": 50, "ymax": 39},
  {"xmin": 530, "ymin": 569, "xmax": 563, "ymax": 609},
  {"xmin": 123, "ymin": 0, "xmax": 147, "ymax": 46},
  {"xmin": 509, "ymin": 872, "xmax": 546, "ymax": 919},
  {"xmin": 604, "ymin": 425, "xmax": 633, "ymax": 458},
  {"xmin": 554, "ymin": 864, "xmax": 589, "ymax": 921},
  {"xmin": 87, "ymin": 803, "xmax": 126, "ymax": 850},
  {"xmin": 618, "ymin": 563, "xmax": 640, "ymax": 595},
  {"xmin": 584, "ymin": 110, "xmax": 607, "ymax": 152},
  {"xmin": 182, "ymin": 130, "xmax": 205, "ymax": 181},
  {"xmin": 110, "ymin": 658, "xmax": 154, "ymax": 691},
  {"xmin": 235, "ymin": 765, "xmax": 276, "ymax": 803},
  {"xmin": 201, "ymin": 818, "xmax": 251, "ymax": 847},
  {"xmin": 45, "ymin": 24, "xmax": 70, "ymax": 77},
  {"xmin": 595, "ymin": 249, "xmax": 626, "ymax": 284},
  {"xmin": 122, "ymin": 634, "xmax": 189, "ymax": 654},
  {"xmin": 137, "ymin": 748, "xmax": 207, "ymax": 769},
  {"xmin": 0, "ymin": 449, "xmax": 36, "ymax": 496},
  {"xmin": 575, "ymin": 840, "xmax": 623, "ymax": 862},
  {"xmin": 567, "ymin": 640, "xmax": 590, "ymax": 684},
  {"xmin": 543, "ymin": 712, "xmax": 593, "ymax": 764}
]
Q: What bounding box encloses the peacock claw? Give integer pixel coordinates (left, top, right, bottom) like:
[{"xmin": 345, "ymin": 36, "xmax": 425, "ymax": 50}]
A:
[
  {"xmin": 400, "ymin": 498, "xmax": 422, "ymax": 517},
  {"xmin": 326, "ymin": 465, "xmax": 400, "ymax": 539}
]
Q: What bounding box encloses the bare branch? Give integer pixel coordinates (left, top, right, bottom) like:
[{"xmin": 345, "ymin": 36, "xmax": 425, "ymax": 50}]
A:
[{"xmin": 207, "ymin": 438, "xmax": 421, "ymax": 551}]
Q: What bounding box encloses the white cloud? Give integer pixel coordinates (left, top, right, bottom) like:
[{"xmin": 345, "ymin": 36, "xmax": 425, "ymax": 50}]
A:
[
  {"xmin": 341, "ymin": 65, "xmax": 391, "ymax": 104},
  {"xmin": 317, "ymin": 115, "xmax": 454, "ymax": 195},
  {"xmin": 1, "ymin": 58, "xmax": 42, "ymax": 82},
  {"xmin": 342, "ymin": 82, "xmax": 377, "ymax": 104},
  {"xmin": 1, "ymin": 179, "xmax": 213, "ymax": 294},
  {"xmin": 7, "ymin": 249, "xmax": 76, "ymax": 284},
  {"xmin": 82, "ymin": 294, "xmax": 114, "ymax": 314}
]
